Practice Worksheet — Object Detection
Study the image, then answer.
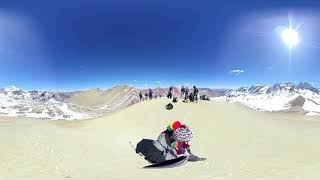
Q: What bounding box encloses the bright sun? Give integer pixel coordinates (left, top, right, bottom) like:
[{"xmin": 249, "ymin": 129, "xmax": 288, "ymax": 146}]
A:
[{"xmin": 281, "ymin": 28, "xmax": 300, "ymax": 49}]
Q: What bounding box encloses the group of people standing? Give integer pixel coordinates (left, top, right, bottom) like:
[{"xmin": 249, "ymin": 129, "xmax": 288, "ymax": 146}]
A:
[
  {"xmin": 139, "ymin": 89, "xmax": 162, "ymax": 101},
  {"xmin": 139, "ymin": 85, "xmax": 199, "ymax": 103},
  {"xmin": 180, "ymin": 86, "xmax": 199, "ymax": 103}
]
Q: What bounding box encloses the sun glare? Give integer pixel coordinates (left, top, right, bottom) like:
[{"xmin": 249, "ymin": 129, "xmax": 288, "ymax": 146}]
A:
[{"xmin": 281, "ymin": 28, "xmax": 300, "ymax": 48}]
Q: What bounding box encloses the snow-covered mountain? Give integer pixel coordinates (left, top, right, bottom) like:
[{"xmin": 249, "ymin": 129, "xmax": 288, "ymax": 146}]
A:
[
  {"xmin": 214, "ymin": 82, "xmax": 320, "ymax": 116},
  {"xmin": 0, "ymin": 86, "xmax": 88, "ymax": 120},
  {"xmin": 0, "ymin": 85, "xmax": 142, "ymax": 120}
]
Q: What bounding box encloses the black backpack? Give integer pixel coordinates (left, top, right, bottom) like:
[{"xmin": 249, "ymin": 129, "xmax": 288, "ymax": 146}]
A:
[{"xmin": 165, "ymin": 103, "xmax": 173, "ymax": 110}]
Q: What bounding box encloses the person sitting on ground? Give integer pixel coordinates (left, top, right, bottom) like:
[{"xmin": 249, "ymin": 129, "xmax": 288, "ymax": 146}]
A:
[
  {"xmin": 172, "ymin": 97, "xmax": 178, "ymax": 103},
  {"xmin": 201, "ymin": 94, "xmax": 210, "ymax": 101},
  {"xmin": 189, "ymin": 92, "xmax": 194, "ymax": 102},
  {"xmin": 136, "ymin": 121, "xmax": 206, "ymax": 164}
]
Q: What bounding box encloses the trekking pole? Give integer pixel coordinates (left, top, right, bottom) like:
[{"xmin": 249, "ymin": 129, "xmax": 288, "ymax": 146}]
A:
[{"xmin": 129, "ymin": 141, "xmax": 143, "ymax": 157}]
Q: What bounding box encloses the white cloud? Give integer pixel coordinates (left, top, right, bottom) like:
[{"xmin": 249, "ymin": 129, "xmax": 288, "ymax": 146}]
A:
[{"xmin": 230, "ymin": 69, "xmax": 244, "ymax": 76}]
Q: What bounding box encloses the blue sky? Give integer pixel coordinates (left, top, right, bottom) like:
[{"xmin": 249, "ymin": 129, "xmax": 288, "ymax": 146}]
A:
[{"xmin": 0, "ymin": 0, "xmax": 320, "ymax": 90}]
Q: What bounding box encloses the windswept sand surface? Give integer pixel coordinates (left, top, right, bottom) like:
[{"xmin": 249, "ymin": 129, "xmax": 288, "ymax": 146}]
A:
[{"xmin": 1, "ymin": 99, "xmax": 320, "ymax": 180}]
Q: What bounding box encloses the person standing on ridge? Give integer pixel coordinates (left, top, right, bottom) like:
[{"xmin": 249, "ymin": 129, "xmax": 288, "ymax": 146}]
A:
[
  {"xmin": 193, "ymin": 86, "xmax": 199, "ymax": 103},
  {"xmin": 181, "ymin": 86, "xmax": 185, "ymax": 99},
  {"xmin": 167, "ymin": 86, "xmax": 173, "ymax": 99},
  {"xmin": 139, "ymin": 92, "xmax": 144, "ymax": 101},
  {"xmin": 148, "ymin": 89, "xmax": 153, "ymax": 100},
  {"xmin": 184, "ymin": 87, "xmax": 189, "ymax": 102}
]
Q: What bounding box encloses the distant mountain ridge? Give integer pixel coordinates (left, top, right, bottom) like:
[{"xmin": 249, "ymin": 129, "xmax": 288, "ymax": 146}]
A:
[
  {"xmin": 2, "ymin": 83, "xmax": 318, "ymax": 119},
  {"xmin": 0, "ymin": 85, "xmax": 226, "ymax": 120},
  {"xmin": 215, "ymin": 82, "xmax": 320, "ymax": 116},
  {"xmin": 66, "ymin": 85, "xmax": 141, "ymax": 112}
]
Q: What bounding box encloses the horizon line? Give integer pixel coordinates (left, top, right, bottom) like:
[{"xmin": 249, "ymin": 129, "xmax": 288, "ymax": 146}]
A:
[{"xmin": 1, "ymin": 81, "xmax": 319, "ymax": 92}]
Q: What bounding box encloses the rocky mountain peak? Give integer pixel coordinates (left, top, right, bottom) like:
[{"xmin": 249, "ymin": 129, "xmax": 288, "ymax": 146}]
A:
[{"xmin": 298, "ymin": 82, "xmax": 319, "ymax": 94}]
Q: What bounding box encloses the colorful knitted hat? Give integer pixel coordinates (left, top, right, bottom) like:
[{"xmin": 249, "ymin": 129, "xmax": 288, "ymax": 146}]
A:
[{"xmin": 167, "ymin": 121, "xmax": 182, "ymax": 131}]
